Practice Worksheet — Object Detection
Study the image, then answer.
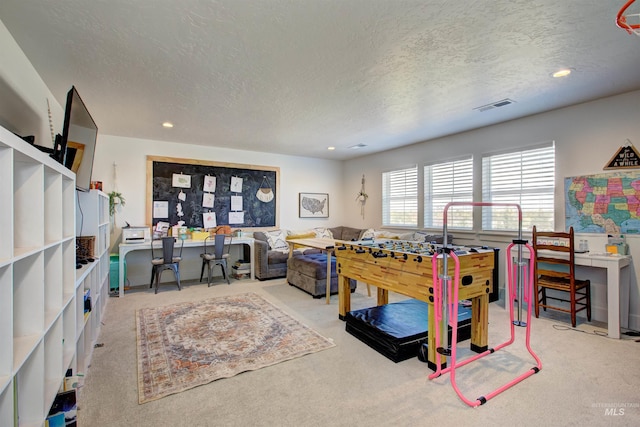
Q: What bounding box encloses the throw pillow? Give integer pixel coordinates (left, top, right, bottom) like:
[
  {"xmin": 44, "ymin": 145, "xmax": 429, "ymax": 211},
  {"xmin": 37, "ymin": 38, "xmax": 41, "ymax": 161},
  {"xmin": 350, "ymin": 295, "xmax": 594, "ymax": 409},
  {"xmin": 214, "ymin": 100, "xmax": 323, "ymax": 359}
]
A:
[
  {"xmin": 413, "ymin": 231, "xmax": 430, "ymax": 242},
  {"xmin": 314, "ymin": 227, "xmax": 333, "ymax": 239},
  {"xmin": 360, "ymin": 228, "xmax": 375, "ymax": 240},
  {"xmin": 266, "ymin": 230, "xmax": 289, "ymax": 251},
  {"xmin": 398, "ymin": 232, "xmax": 415, "ymax": 241}
]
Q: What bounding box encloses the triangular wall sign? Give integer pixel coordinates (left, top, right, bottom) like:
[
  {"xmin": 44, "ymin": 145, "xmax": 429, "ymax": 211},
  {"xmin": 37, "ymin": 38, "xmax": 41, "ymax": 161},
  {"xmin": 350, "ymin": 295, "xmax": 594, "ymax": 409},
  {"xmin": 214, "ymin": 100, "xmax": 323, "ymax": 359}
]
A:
[{"xmin": 604, "ymin": 142, "xmax": 640, "ymax": 169}]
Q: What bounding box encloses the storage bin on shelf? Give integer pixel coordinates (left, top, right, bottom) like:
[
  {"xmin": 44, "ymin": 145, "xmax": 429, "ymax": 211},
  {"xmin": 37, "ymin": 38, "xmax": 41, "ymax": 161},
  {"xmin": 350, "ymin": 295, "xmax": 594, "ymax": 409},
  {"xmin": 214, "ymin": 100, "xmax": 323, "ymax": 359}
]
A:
[{"xmin": 77, "ymin": 236, "xmax": 96, "ymax": 259}]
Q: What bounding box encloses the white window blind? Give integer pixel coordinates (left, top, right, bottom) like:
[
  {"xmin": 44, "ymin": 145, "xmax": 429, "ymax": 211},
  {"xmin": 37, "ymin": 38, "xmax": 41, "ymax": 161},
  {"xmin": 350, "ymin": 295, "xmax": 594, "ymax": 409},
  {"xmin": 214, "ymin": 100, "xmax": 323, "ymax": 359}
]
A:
[
  {"xmin": 482, "ymin": 143, "xmax": 555, "ymax": 231},
  {"xmin": 382, "ymin": 166, "xmax": 418, "ymax": 227},
  {"xmin": 424, "ymin": 157, "xmax": 473, "ymax": 229}
]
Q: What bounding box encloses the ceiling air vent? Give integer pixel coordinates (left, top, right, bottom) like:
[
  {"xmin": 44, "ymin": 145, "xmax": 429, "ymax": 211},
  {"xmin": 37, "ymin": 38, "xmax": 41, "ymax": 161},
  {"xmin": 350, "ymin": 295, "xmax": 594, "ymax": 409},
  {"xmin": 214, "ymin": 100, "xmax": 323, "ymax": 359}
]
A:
[
  {"xmin": 349, "ymin": 143, "xmax": 367, "ymax": 149},
  {"xmin": 474, "ymin": 98, "xmax": 516, "ymax": 112}
]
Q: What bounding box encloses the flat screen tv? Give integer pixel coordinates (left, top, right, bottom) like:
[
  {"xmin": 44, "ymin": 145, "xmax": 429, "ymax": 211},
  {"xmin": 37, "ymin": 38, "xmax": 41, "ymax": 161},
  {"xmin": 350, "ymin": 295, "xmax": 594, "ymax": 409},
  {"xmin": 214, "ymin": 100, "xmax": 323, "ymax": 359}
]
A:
[{"xmin": 60, "ymin": 86, "xmax": 98, "ymax": 192}]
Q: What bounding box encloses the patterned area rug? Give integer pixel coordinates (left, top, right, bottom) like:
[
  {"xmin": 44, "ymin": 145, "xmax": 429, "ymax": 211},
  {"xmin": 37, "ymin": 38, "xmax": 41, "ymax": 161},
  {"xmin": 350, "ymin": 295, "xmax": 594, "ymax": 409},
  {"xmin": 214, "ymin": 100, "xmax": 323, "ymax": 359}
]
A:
[{"xmin": 136, "ymin": 292, "xmax": 335, "ymax": 404}]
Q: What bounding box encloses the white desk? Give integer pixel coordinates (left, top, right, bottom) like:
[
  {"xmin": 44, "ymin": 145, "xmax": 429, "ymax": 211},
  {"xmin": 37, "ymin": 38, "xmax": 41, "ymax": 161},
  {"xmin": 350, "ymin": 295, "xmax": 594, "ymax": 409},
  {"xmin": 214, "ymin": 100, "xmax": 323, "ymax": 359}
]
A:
[
  {"xmin": 118, "ymin": 237, "xmax": 255, "ymax": 297},
  {"xmin": 516, "ymin": 251, "xmax": 632, "ymax": 339}
]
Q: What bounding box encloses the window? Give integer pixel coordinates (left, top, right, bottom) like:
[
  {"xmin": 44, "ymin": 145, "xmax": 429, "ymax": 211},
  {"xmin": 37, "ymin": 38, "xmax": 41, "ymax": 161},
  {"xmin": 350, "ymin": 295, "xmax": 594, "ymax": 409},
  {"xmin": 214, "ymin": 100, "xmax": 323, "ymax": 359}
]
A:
[
  {"xmin": 482, "ymin": 143, "xmax": 555, "ymax": 231},
  {"xmin": 424, "ymin": 157, "xmax": 473, "ymax": 229},
  {"xmin": 382, "ymin": 166, "xmax": 418, "ymax": 227}
]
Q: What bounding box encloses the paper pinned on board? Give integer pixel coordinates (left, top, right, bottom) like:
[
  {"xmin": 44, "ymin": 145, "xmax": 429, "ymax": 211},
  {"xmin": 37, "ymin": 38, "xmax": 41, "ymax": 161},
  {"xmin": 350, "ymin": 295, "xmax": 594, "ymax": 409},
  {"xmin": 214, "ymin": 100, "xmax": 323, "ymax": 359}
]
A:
[
  {"xmin": 203, "ymin": 212, "xmax": 217, "ymax": 229},
  {"xmin": 230, "ymin": 176, "xmax": 243, "ymax": 192},
  {"xmin": 172, "ymin": 173, "xmax": 191, "ymax": 188},
  {"xmin": 204, "ymin": 175, "xmax": 216, "ymax": 192},
  {"xmin": 153, "ymin": 201, "xmax": 169, "ymax": 218},
  {"xmin": 229, "ymin": 211, "xmax": 244, "ymax": 224},
  {"xmin": 231, "ymin": 195, "xmax": 243, "ymax": 211},
  {"xmin": 203, "ymin": 193, "xmax": 215, "ymax": 208}
]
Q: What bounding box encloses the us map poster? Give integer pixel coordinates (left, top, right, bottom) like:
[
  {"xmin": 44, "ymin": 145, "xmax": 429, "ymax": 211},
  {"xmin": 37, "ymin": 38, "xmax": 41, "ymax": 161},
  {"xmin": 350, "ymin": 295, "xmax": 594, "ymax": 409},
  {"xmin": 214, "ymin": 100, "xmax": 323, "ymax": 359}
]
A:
[{"xmin": 565, "ymin": 171, "xmax": 640, "ymax": 234}]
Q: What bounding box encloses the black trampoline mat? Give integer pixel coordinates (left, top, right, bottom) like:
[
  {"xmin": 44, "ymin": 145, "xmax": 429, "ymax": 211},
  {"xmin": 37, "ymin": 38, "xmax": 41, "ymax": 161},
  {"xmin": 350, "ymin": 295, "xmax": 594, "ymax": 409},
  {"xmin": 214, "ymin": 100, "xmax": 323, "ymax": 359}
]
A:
[{"xmin": 345, "ymin": 299, "xmax": 472, "ymax": 362}]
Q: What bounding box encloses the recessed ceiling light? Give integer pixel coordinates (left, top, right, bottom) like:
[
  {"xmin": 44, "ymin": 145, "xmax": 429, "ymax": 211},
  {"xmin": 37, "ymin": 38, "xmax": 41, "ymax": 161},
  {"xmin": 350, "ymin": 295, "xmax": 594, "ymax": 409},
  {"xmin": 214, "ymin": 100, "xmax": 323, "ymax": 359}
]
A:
[
  {"xmin": 552, "ymin": 68, "xmax": 573, "ymax": 78},
  {"xmin": 162, "ymin": 122, "xmax": 174, "ymax": 128},
  {"xmin": 349, "ymin": 143, "xmax": 367, "ymax": 150},
  {"xmin": 327, "ymin": 146, "xmax": 336, "ymax": 151}
]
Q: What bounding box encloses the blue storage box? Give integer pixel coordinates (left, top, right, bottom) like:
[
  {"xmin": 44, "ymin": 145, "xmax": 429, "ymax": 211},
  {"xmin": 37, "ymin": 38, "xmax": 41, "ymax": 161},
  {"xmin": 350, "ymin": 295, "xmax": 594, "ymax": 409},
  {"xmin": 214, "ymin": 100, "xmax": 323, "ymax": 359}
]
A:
[{"xmin": 109, "ymin": 254, "xmax": 126, "ymax": 291}]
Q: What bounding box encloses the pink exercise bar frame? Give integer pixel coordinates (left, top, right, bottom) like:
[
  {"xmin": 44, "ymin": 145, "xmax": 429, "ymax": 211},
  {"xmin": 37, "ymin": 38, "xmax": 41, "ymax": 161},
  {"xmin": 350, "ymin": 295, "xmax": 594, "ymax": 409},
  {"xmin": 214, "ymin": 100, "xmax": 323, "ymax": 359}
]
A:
[{"xmin": 428, "ymin": 201, "xmax": 542, "ymax": 406}]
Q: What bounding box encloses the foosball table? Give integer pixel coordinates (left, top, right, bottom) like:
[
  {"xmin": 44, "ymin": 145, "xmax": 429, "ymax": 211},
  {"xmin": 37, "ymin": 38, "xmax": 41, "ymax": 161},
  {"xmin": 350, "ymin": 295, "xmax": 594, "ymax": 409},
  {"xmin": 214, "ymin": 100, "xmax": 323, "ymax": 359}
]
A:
[{"xmin": 334, "ymin": 239, "xmax": 495, "ymax": 369}]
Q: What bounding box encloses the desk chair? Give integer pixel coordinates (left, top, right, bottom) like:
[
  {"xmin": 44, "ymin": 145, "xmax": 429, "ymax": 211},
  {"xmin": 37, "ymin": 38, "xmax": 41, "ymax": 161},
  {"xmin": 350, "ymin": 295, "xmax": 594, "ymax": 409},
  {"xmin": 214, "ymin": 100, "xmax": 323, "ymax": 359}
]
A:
[
  {"xmin": 532, "ymin": 226, "xmax": 591, "ymax": 327},
  {"xmin": 150, "ymin": 236, "xmax": 183, "ymax": 293},
  {"xmin": 200, "ymin": 234, "xmax": 232, "ymax": 286}
]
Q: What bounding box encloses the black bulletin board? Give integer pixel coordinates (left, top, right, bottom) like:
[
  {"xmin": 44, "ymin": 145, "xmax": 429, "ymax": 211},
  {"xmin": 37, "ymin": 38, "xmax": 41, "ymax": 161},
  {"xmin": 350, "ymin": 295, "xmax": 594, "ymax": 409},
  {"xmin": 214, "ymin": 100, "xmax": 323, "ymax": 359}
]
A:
[{"xmin": 146, "ymin": 156, "xmax": 279, "ymax": 229}]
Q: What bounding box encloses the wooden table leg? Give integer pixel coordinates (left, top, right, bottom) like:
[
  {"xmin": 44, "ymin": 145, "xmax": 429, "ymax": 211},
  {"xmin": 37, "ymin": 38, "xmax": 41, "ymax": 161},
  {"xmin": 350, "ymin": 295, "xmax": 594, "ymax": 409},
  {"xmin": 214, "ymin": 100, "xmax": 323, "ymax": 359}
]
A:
[
  {"xmin": 338, "ymin": 275, "xmax": 352, "ymax": 320},
  {"xmin": 326, "ymin": 249, "xmax": 333, "ymax": 304},
  {"xmin": 377, "ymin": 287, "xmax": 389, "ymax": 306},
  {"xmin": 470, "ymin": 293, "xmax": 489, "ymax": 353}
]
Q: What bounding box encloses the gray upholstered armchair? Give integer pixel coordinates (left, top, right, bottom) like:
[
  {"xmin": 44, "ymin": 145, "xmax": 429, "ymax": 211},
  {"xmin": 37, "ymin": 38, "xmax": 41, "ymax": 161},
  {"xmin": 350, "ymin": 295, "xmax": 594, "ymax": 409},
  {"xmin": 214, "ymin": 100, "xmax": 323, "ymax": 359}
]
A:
[{"xmin": 253, "ymin": 231, "xmax": 290, "ymax": 280}]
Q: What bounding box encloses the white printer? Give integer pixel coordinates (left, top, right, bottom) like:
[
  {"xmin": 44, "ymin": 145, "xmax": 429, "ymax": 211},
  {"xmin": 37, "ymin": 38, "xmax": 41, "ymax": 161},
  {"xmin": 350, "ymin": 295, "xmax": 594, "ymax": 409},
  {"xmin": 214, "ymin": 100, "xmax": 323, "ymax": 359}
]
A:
[{"xmin": 122, "ymin": 227, "xmax": 151, "ymax": 243}]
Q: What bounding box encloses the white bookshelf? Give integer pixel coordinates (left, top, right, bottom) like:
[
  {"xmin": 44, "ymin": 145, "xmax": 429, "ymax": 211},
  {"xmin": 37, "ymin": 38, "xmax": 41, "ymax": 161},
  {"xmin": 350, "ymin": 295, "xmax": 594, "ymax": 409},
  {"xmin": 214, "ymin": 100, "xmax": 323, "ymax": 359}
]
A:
[
  {"xmin": 74, "ymin": 189, "xmax": 110, "ymax": 378},
  {"xmin": 0, "ymin": 125, "xmax": 110, "ymax": 426}
]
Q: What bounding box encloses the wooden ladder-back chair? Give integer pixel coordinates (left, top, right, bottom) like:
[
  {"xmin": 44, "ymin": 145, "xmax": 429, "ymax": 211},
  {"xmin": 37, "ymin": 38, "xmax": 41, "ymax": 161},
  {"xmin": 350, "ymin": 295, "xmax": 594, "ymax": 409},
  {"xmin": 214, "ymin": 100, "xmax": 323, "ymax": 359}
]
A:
[
  {"xmin": 150, "ymin": 236, "xmax": 183, "ymax": 293},
  {"xmin": 200, "ymin": 234, "xmax": 232, "ymax": 286},
  {"xmin": 532, "ymin": 226, "xmax": 591, "ymax": 327}
]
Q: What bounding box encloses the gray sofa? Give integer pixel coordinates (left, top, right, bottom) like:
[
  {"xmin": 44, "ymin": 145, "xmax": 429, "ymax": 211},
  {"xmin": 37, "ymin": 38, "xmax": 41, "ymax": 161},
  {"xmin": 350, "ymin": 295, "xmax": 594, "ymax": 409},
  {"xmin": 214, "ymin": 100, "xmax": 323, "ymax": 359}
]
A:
[
  {"xmin": 253, "ymin": 231, "xmax": 290, "ymax": 280},
  {"xmin": 253, "ymin": 226, "xmax": 367, "ymax": 281},
  {"xmin": 328, "ymin": 226, "xmax": 366, "ymax": 242}
]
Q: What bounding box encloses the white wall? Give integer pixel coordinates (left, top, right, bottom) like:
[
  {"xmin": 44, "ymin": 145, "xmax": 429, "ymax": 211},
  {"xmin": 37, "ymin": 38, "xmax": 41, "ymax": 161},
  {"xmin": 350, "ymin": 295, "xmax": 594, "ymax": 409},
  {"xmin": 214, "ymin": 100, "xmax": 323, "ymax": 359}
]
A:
[
  {"xmin": 341, "ymin": 90, "xmax": 640, "ymax": 229},
  {"xmin": 342, "ymin": 90, "xmax": 640, "ymax": 329},
  {"xmin": 91, "ymin": 135, "xmax": 345, "ymax": 243},
  {"xmin": 89, "ymin": 135, "xmax": 346, "ymax": 285},
  {"xmin": 0, "ymin": 19, "xmax": 63, "ymax": 146}
]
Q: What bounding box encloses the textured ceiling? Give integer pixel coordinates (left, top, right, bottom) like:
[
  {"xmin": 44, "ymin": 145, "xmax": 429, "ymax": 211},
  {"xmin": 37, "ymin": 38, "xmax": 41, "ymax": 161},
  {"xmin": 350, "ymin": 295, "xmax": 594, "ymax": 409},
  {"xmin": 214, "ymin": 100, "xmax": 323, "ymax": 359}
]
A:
[{"xmin": 1, "ymin": 0, "xmax": 639, "ymax": 160}]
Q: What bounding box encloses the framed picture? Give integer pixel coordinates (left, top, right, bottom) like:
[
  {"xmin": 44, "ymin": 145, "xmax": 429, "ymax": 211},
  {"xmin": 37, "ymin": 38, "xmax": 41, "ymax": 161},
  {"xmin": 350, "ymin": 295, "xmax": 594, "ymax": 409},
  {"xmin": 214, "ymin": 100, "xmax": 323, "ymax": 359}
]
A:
[
  {"xmin": 299, "ymin": 192, "xmax": 329, "ymax": 218},
  {"xmin": 65, "ymin": 141, "xmax": 85, "ymax": 173}
]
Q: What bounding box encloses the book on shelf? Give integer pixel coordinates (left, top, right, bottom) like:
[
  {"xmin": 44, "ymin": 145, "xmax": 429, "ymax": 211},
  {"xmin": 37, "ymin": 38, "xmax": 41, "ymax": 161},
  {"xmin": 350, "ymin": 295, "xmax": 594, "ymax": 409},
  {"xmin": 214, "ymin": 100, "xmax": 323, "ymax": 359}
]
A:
[
  {"xmin": 45, "ymin": 411, "xmax": 65, "ymax": 427},
  {"xmin": 48, "ymin": 389, "xmax": 77, "ymax": 427},
  {"xmin": 64, "ymin": 375, "xmax": 83, "ymax": 391},
  {"xmin": 60, "ymin": 368, "xmax": 84, "ymax": 392}
]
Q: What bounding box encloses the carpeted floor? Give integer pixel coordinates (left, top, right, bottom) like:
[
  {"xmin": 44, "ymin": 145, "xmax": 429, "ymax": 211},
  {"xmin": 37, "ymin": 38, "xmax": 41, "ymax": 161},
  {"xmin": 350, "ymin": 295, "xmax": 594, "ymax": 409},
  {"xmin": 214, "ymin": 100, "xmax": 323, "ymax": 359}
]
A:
[
  {"xmin": 78, "ymin": 279, "xmax": 640, "ymax": 426},
  {"xmin": 136, "ymin": 292, "xmax": 335, "ymax": 403}
]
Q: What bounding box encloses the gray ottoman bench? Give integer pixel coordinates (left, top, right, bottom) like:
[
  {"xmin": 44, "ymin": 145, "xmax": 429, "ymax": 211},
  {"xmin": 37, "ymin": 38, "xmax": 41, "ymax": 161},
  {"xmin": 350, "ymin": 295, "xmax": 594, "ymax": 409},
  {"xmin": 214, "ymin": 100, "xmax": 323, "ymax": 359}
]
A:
[{"xmin": 287, "ymin": 252, "xmax": 357, "ymax": 298}]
